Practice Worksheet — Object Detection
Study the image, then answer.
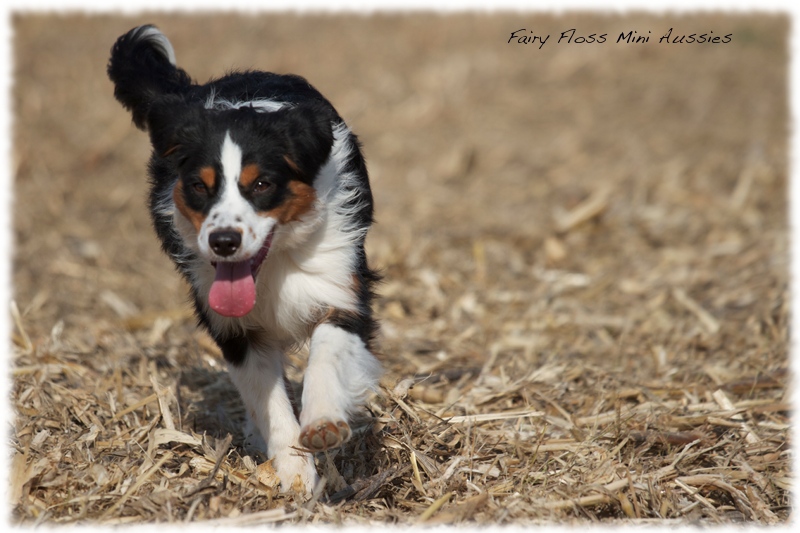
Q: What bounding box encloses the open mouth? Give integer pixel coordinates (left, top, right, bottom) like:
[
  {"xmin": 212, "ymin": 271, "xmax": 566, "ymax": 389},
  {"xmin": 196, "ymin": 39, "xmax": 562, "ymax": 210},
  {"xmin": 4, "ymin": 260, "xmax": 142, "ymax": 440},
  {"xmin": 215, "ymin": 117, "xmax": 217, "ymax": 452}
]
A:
[{"xmin": 207, "ymin": 229, "xmax": 275, "ymax": 318}]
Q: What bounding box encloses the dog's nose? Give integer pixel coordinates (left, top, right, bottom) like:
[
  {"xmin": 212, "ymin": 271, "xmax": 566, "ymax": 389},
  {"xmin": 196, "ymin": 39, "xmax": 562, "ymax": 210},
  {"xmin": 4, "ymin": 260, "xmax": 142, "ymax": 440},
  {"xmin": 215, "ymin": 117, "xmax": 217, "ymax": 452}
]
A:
[{"xmin": 209, "ymin": 230, "xmax": 242, "ymax": 257}]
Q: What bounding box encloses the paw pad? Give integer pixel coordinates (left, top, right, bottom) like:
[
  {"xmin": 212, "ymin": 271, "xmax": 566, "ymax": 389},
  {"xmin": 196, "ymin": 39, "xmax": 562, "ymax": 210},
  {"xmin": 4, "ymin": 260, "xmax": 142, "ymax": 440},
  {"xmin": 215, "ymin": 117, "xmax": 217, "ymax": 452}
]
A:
[{"xmin": 299, "ymin": 418, "xmax": 351, "ymax": 451}]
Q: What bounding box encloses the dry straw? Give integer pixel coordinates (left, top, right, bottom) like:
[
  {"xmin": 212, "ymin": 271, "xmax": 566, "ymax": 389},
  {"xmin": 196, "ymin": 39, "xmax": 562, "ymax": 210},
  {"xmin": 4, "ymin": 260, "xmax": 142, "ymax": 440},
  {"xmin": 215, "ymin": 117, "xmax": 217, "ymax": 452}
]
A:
[{"xmin": 11, "ymin": 12, "xmax": 790, "ymax": 526}]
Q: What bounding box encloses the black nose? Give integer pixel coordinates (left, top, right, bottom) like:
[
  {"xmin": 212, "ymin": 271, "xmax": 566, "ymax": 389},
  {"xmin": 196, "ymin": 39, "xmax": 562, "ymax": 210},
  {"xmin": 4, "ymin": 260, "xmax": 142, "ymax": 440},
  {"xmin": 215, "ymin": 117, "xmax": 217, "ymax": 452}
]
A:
[{"xmin": 209, "ymin": 230, "xmax": 242, "ymax": 257}]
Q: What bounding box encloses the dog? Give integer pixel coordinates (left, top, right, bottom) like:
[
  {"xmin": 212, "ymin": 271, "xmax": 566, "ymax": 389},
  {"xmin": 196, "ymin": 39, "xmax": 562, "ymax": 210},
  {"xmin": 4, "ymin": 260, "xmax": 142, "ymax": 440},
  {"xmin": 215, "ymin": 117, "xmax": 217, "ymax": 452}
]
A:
[{"xmin": 107, "ymin": 25, "xmax": 382, "ymax": 493}]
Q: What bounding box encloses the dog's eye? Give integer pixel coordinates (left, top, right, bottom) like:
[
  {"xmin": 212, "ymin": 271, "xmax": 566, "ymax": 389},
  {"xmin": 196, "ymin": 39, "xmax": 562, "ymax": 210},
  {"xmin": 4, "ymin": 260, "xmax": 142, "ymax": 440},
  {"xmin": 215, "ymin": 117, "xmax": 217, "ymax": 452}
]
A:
[
  {"xmin": 252, "ymin": 179, "xmax": 273, "ymax": 194},
  {"xmin": 191, "ymin": 181, "xmax": 209, "ymax": 195}
]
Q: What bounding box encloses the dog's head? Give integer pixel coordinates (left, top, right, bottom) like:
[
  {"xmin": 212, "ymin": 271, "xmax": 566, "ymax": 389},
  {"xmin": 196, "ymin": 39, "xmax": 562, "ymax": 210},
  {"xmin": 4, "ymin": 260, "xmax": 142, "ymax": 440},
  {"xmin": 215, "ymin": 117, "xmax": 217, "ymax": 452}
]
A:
[{"xmin": 148, "ymin": 98, "xmax": 336, "ymax": 317}]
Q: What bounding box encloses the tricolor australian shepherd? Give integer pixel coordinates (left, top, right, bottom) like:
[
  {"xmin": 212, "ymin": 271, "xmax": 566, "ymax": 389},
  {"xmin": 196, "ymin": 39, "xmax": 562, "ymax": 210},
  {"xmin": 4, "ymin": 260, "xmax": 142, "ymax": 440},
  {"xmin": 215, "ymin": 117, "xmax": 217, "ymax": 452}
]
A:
[{"xmin": 108, "ymin": 25, "xmax": 381, "ymax": 493}]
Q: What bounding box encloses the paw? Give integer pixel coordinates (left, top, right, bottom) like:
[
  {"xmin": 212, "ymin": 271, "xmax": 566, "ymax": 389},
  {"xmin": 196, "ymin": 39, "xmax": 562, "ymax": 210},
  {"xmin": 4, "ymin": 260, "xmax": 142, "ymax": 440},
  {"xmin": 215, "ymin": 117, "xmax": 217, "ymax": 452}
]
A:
[
  {"xmin": 272, "ymin": 451, "xmax": 318, "ymax": 494},
  {"xmin": 299, "ymin": 418, "xmax": 352, "ymax": 451}
]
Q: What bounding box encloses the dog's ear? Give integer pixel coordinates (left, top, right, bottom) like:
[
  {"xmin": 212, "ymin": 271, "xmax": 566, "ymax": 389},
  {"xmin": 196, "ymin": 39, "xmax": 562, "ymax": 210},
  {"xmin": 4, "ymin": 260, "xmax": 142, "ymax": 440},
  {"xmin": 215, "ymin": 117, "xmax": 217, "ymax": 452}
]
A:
[
  {"xmin": 146, "ymin": 96, "xmax": 205, "ymax": 161},
  {"xmin": 278, "ymin": 102, "xmax": 336, "ymax": 180}
]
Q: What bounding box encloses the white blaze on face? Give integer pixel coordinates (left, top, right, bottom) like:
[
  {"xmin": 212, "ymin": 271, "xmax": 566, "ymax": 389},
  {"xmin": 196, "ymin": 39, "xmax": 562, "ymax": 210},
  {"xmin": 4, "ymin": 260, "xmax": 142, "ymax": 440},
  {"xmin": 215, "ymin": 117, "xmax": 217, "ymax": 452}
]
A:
[
  {"xmin": 201, "ymin": 131, "xmax": 277, "ymax": 318},
  {"xmin": 198, "ymin": 131, "xmax": 276, "ymax": 261},
  {"xmin": 220, "ymin": 130, "xmax": 242, "ymax": 188}
]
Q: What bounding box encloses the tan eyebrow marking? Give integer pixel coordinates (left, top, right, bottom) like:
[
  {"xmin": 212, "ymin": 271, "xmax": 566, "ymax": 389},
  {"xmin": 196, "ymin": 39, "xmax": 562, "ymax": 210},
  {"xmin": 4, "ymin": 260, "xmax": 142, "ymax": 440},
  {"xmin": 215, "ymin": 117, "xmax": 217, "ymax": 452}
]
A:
[
  {"xmin": 239, "ymin": 163, "xmax": 261, "ymax": 188},
  {"xmin": 199, "ymin": 166, "xmax": 217, "ymax": 189}
]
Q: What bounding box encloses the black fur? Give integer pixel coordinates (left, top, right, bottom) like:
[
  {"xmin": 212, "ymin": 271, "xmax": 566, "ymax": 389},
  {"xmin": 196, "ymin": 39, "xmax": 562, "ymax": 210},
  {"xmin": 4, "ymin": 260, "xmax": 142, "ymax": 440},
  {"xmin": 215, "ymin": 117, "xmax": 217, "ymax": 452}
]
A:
[
  {"xmin": 108, "ymin": 24, "xmax": 379, "ymax": 363},
  {"xmin": 107, "ymin": 25, "xmax": 192, "ymax": 129}
]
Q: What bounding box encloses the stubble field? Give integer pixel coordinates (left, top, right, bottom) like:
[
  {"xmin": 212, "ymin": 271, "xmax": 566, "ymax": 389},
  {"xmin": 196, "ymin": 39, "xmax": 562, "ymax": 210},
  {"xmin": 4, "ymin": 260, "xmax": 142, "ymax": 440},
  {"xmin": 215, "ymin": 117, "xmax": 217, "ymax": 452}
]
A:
[{"xmin": 10, "ymin": 12, "xmax": 791, "ymax": 525}]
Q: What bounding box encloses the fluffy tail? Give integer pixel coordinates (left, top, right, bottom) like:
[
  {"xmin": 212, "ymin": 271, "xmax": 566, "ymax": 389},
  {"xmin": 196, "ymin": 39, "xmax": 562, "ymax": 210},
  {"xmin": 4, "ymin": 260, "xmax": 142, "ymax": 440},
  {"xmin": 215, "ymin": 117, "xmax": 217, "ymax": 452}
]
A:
[{"xmin": 107, "ymin": 25, "xmax": 192, "ymax": 130}]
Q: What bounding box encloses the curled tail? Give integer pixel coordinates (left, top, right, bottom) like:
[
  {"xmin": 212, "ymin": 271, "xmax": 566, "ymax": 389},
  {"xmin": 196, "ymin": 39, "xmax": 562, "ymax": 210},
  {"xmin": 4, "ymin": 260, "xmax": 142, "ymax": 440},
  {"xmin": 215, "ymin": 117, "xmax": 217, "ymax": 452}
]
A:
[{"xmin": 107, "ymin": 25, "xmax": 192, "ymax": 130}]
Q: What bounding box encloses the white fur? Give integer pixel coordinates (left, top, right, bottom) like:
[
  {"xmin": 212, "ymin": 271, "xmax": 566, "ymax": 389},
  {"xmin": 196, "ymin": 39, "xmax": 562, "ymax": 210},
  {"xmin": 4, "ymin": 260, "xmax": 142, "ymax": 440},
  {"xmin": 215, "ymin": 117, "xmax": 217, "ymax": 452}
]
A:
[
  {"xmin": 187, "ymin": 124, "xmax": 368, "ymax": 343},
  {"xmin": 204, "ymin": 92, "xmax": 290, "ymax": 113},
  {"xmin": 197, "ymin": 132, "xmax": 277, "ymax": 262},
  {"xmin": 300, "ymin": 323, "xmax": 382, "ymax": 427},
  {"xmin": 226, "ymin": 343, "xmax": 318, "ymax": 492},
  {"xmin": 165, "ymin": 117, "xmax": 380, "ymax": 492},
  {"xmin": 139, "ymin": 26, "xmax": 177, "ymax": 66}
]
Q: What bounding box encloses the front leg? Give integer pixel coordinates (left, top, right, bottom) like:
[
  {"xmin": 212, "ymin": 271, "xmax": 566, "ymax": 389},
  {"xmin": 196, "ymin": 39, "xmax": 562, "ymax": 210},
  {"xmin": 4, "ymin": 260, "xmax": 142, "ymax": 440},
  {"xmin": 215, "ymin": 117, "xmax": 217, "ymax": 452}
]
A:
[
  {"xmin": 300, "ymin": 321, "xmax": 382, "ymax": 451},
  {"xmin": 226, "ymin": 342, "xmax": 318, "ymax": 493}
]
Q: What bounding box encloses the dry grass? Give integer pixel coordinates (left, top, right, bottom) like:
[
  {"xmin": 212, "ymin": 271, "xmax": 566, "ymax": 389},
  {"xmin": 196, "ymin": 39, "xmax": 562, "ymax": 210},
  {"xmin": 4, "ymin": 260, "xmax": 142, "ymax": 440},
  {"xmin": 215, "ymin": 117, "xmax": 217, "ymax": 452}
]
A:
[{"xmin": 10, "ymin": 12, "xmax": 791, "ymax": 525}]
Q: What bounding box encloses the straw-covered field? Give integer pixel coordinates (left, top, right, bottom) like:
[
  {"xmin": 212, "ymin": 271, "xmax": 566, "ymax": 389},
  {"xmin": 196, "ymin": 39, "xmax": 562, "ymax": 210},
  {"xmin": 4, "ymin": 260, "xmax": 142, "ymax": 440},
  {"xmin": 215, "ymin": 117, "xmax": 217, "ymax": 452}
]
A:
[{"xmin": 10, "ymin": 12, "xmax": 791, "ymax": 525}]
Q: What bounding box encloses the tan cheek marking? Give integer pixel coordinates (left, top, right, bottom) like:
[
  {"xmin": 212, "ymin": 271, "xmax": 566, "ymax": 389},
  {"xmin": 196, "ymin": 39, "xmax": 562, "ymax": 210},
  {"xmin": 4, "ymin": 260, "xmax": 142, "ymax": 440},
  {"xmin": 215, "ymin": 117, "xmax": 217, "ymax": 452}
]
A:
[
  {"xmin": 172, "ymin": 180, "xmax": 207, "ymax": 233},
  {"xmin": 199, "ymin": 167, "xmax": 216, "ymax": 189},
  {"xmin": 265, "ymin": 180, "xmax": 317, "ymax": 224},
  {"xmin": 239, "ymin": 164, "xmax": 261, "ymax": 188}
]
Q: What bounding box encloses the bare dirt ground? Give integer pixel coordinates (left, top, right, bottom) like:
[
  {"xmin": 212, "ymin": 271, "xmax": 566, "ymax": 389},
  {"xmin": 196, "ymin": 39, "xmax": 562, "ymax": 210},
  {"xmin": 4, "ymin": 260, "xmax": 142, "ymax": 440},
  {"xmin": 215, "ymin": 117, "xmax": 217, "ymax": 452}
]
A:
[{"xmin": 9, "ymin": 12, "xmax": 791, "ymax": 525}]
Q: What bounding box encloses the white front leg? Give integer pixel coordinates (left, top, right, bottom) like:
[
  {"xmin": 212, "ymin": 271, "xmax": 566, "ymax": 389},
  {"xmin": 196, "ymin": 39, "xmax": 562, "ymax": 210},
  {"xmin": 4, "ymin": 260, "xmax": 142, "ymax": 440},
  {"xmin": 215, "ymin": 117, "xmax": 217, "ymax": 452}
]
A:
[
  {"xmin": 226, "ymin": 344, "xmax": 318, "ymax": 493},
  {"xmin": 299, "ymin": 323, "xmax": 382, "ymax": 451}
]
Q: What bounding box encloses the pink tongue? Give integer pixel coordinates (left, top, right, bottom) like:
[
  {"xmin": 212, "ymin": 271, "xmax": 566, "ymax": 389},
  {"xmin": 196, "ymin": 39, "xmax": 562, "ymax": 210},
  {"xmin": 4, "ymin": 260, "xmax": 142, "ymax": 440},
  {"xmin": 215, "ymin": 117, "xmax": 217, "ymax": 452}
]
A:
[{"xmin": 208, "ymin": 261, "xmax": 256, "ymax": 317}]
